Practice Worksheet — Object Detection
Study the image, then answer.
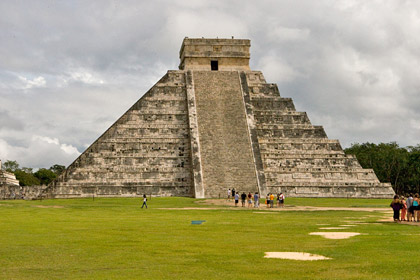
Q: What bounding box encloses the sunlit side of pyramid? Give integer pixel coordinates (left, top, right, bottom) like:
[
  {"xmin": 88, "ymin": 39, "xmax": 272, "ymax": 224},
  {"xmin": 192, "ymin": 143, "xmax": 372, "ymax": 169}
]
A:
[{"xmin": 49, "ymin": 38, "xmax": 395, "ymax": 198}]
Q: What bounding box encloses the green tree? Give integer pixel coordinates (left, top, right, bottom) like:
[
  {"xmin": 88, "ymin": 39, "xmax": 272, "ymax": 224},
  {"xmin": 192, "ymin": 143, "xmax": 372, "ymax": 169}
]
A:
[
  {"xmin": 3, "ymin": 160, "xmax": 19, "ymax": 172},
  {"xmin": 345, "ymin": 142, "xmax": 411, "ymax": 194},
  {"xmin": 34, "ymin": 168, "xmax": 57, "ymax": 185},
  {"xmin": 14, "ymin": 170, "xmax": 40, "ymax": 186},
  {"xmin": 49, "ymin": 164, "xmax": 66, "ymax": 175}
]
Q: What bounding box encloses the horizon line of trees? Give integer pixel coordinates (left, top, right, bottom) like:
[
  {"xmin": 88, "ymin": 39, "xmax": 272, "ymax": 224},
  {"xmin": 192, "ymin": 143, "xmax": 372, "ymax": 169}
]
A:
[
  {"xmin": 344, "ymin": 142, "xmax": 420, "ymax": 195},
  {"xmin": 2, "ymin": 160, "xmax": 65, "ymax": 186}
]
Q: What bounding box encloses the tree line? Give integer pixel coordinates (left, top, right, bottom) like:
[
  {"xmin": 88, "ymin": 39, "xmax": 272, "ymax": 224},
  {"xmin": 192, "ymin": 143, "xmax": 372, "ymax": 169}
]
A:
[
  {"xmin": 344, "ymin": 142, "xmax": 420, "ymax": 195},
  {"xmin": 2, "ymin": 160, "xmax": 65, "ymax": 186}
]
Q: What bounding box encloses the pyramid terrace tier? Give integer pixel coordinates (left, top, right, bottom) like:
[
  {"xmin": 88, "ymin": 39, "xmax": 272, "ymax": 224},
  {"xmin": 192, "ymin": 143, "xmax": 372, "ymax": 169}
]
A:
[
  {"xmin": 251, "ymin": 98, "xmax": 296, "ymax": 111},
  {"xmin": 256, "ymin": 126, "xmax": 327, "ymax": 138},
  {"xmin": 265, "ymin": 169, "xmax": 380, "ymax": 183},
  {"xmin": 258, "ymin": 139, "xmax": 343, "ymax": 151},
  {"xmin": 263, "ymin": 157, "xmax": 362, "ymax": 169},
  {"xmin": 253, "ymin": 111, "xmax": 311, "ymax": 125}
]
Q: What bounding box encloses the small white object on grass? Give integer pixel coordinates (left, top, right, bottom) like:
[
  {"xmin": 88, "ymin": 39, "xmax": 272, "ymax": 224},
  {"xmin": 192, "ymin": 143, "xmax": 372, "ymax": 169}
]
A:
[{"xmin": 264, "ymin": 252, "xmax": 331, "ymax": 260}]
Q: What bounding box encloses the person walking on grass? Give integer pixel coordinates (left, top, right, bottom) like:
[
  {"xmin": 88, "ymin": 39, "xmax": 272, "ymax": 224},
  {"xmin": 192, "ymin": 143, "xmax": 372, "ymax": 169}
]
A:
[
  {"xmin": 254, "ymin": 192, "xmax": 259, "ymax": 208},
  {"xmin": 390, "ymin": 195, "xmax": 402, "ymax": 222},
  {"xmin": 241, "ymin": 192, "xmax": 246, "ymax": 207},
  {"xmin": 247, "ymin": 192, "xmax": 253, "ymax": 208},
  {"xmin": 407, "ymin": 193, "xmax": 414, "ymax": 221},
  {"xmin": 141, "ymin": 194, "xmax": 148, "ymax": 209},
  {"xmin": 234, "ymin": 192, "xmax": 239, "ymax": 207},
  {"xmin": 400, "ymin": 196, "xmax": 407, "ymax": 221}
]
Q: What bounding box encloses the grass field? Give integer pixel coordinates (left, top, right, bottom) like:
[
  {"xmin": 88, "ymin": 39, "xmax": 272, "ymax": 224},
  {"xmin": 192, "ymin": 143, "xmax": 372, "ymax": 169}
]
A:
[{"xmin": 1, "ymin": 197, "xmax": 419, "ymax": 279}]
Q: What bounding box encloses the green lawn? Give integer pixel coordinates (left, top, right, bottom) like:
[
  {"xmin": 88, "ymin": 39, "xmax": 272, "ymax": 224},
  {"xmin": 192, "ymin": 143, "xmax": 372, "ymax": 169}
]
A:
[{"xmin": 0, "ymin": 197, "xmax": 419, "ymax": 279}]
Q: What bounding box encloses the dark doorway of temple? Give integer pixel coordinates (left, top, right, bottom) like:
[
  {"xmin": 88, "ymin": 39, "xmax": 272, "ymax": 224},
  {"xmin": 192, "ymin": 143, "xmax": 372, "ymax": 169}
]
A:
[{"xmin": 211, "ymin": 60, "xmax": 218, "ymax": 71}]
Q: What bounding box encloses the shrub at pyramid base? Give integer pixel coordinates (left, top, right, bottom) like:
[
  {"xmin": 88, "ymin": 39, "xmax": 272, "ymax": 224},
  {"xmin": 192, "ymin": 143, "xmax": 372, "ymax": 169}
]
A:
[{"xmin": 48, "ymin": 38, "xmax": 395, "ymax": 199}]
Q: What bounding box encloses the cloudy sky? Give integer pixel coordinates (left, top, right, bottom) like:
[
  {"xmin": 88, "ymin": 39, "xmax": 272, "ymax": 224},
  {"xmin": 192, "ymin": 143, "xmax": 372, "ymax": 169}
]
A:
[{"xmin": 1, "ymin": 0, "xmax": 419, "ymax": 169}]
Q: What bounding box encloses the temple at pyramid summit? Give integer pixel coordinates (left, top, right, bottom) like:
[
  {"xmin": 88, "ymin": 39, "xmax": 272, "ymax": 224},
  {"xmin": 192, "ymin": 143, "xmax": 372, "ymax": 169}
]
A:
[{"xmin": 48, "ymin": 37, "xmax": 395, "ymax": 198}]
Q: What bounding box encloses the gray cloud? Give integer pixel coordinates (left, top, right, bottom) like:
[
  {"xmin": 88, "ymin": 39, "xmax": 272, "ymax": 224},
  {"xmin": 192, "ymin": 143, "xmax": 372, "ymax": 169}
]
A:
[{"xmin": 1, "ymin": 0, "xmax": 419, "ymax": 168}]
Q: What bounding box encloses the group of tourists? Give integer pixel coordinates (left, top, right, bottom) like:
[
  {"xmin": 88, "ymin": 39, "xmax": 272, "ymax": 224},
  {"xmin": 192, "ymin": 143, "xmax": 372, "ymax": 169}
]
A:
[
  {"xmin": 227, "ymin": 188, "xmax": 285, "ymax": 208},
  {"xmin": 390, "ymin": 194, "xmax": 420, "ymax": 222}
]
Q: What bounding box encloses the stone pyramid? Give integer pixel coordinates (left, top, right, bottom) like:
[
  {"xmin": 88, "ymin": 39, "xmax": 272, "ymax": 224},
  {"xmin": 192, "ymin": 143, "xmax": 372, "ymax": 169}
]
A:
[{"xmin": 49, "ymin": 38, "xmax": 394, "ymax": 198}]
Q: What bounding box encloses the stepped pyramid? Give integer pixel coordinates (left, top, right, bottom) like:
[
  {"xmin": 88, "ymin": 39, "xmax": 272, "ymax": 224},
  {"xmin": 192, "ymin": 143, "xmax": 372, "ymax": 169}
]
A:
[{"xmin": 49, "ymin": 38, "xmax": 394, "ymax": 198}]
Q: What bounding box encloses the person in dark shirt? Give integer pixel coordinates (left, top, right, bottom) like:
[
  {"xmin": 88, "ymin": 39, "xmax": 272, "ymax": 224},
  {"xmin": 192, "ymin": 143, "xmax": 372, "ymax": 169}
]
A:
[
  {"xmin": 390, "ymin": 195, "xmax": 402, "ymax": 222},
  {"xmin": 241, "ymin": 192, "xmax": 247, "ymax": 207}
]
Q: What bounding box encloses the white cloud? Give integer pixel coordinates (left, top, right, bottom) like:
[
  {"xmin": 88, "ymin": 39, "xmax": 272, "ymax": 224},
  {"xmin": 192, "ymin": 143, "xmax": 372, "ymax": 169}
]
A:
[
  {"xmin": 18, "ymin": 75, "xmax": 46, "ymax": 89},
  {"xmin": 0, "ymin": 135, "xmax": 80, "ymax": 168}
]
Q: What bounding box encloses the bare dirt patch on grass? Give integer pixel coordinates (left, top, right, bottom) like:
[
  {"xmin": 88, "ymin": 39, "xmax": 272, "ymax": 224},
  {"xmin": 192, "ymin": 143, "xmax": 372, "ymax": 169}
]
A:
[
  {"xmin": 199, "ymin": 199, "xmax": 390, "ymax": 212},
  {"xmin": 309, "ymin": 232, "xmax": 361, "ymax": 239},
  {"xmin": 319, "ymin": 227, "xmax": 346, "ymax": 230},
  {"xmin": 264, "ymin": 252, "xmax": 331, "ymax": 260}
]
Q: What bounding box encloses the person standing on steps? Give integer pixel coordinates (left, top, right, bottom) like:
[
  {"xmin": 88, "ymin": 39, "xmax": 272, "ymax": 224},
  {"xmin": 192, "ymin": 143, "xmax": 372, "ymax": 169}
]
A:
[{"xmin": 141, "ymin": 194, "xmax": 148, "ymax": 209}]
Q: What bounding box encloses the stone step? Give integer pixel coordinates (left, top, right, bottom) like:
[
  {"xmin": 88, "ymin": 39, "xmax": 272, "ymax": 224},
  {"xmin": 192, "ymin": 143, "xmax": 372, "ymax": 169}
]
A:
[
  {"xmin": 258, "ymin": 138, "xmax": 341, "ymax": 144},
  {"xmin": 266, "ymin": 181, "xmax": 384, "ymax": 187},
  {"xmin": 261, "ymin": 152, "xmax": 346, "ymax": 158},
  {"xmin": 255, "ymin": 113, "xmax": 311, "ymax": 125},
  {"xmin": 257, "ymin": 126, "xmax": 327, "ymax": 138},
  {"xmin": 251, "ymin": 98, "xmax": 296, "ymax": 111},
  {"xmin": 263, "ymin": 157, "xmax": 361, "ymax": 168},
  {"xmin": 245, "ymin": 71, "xmax": 267, "ymax": 85},
  {"xmin": 259, "ymin": 142, "xmax": 343, "ymax": 152}
]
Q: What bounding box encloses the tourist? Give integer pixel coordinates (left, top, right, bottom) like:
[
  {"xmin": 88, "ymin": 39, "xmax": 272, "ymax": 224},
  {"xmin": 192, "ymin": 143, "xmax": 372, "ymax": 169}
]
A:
[
  {"xmin": 241, "ymin": 192, "xmax": 246, "ymax": 207},
  {"xmin": 414, "ymin": 194, "xmax": 420, "ymax": 222},
  {"xmin": 277, "ymin": 193, "xmax": 281, "ymax": 207},
  {"xmin": 400, "ymin": 196, "xmax": 407, "ymax": 221},
  {"xmin": 247, "ymin": 192, "xmax": 252, "ymax": 208},
  {"xmin": 227, "ymin": 188, "xmax": 231, "ymax": 200},
  {"xmin": 254, "ymin": 192, "xmax": 259, "ymax": 208},
  {"xmin": 232, "ymin": 188, "xmax": 236, "ymax": 200},
  {"xmin": 390, "ymin": 195, "xmax": 402, "ymax": 222},
  {"xmin": 407, "ymin": 193, "xmax": 414, "ymax": 221},
  {"xmin": 266, "ymin": 194, "xmax": 270, "ymax": 208},
  {"xmin": 234, "ymin": 192, "xmax": 239, "ymax": 207},
  {"xmin": 141, "ymin": 194, "xmax": 148, "ymax": 209},
  {"xmin": 279, "ymin": 192, "xmax": 285, "ymax": 208},
  {"xmin": 269, "ymin": 193, "xmax": 274, "ymax": 208}
]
